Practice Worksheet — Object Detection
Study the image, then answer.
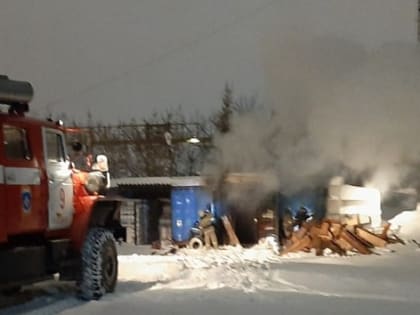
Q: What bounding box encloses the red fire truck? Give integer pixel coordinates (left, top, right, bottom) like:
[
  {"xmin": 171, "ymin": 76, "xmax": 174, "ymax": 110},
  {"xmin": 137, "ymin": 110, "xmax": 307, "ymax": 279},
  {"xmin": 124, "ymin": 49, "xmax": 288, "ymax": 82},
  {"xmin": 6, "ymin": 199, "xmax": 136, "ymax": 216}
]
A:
[{"xmin": 0, "ymin": 75, "xmax": 125, "ymax": 300}]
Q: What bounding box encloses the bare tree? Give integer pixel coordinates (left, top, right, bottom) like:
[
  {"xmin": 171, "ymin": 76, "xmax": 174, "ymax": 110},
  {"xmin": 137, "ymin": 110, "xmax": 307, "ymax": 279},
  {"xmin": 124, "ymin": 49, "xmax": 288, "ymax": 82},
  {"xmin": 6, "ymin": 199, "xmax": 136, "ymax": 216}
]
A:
[
  {"xmin": 212, "ymin": 83, "xmax": 233, "ymax": 134},
  {"xmin": 233, "ymin": 93, "xmax": 260, "ymax": 115},
  {"xmin": 67, "ymin": 85, "xmax": 263, "ymax": 178},
  {"xmin": 70, "ymin": 107, "xmax": 212, "ymax": 178}
]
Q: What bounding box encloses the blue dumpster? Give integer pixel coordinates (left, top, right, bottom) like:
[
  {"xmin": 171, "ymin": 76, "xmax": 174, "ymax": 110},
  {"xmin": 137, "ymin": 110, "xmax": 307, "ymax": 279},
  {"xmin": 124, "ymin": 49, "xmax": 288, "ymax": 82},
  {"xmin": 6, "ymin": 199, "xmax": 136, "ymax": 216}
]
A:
[{"xmin": 171, "ymin": 186, "xmax": 212, "ymax": 243}]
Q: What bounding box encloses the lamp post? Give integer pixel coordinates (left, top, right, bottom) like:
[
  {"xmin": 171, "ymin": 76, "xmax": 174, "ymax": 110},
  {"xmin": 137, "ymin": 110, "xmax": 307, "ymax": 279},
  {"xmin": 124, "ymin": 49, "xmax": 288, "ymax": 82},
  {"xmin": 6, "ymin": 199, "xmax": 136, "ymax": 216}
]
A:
[{"xmin": 186, "ymin": 137, "xmax": 200, "ymax": 144}]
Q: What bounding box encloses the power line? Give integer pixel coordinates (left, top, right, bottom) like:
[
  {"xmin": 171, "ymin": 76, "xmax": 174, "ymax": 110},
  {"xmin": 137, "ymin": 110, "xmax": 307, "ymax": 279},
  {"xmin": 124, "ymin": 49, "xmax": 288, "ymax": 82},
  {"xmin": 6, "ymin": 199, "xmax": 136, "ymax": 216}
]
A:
[{"xmin": 45, "ymin": 0, "xmax": 278, "ymax": 108}]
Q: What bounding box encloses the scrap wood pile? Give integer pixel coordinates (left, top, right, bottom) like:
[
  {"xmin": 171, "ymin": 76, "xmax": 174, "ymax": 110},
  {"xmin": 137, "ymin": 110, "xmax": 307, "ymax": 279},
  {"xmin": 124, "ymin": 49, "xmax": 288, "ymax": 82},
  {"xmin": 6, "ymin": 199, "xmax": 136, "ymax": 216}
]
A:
[{"xmin": 280, "ymin": 219, "xmax": 404, "ymax": 256}]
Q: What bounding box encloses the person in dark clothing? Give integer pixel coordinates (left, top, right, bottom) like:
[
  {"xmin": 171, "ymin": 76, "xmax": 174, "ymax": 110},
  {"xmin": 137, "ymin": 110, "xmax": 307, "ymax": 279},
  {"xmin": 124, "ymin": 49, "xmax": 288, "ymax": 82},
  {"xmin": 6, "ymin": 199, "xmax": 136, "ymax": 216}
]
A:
[{"xmin": 294, "ymin": 206, "xmax": 311, "ymax": 228}]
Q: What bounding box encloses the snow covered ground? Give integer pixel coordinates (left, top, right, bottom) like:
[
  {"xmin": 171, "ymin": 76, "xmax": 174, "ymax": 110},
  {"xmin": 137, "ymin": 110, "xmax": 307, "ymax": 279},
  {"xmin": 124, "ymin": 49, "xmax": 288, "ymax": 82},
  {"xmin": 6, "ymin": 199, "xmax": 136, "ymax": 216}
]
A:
[{"xmin": 2, "ymin": 214, "xmax": 420, "ymax": 315}]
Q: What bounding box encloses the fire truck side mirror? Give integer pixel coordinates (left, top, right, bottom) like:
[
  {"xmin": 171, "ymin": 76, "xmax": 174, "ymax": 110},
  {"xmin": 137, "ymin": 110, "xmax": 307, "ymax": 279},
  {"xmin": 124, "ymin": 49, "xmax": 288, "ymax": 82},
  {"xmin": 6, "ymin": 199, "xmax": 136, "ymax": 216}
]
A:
[
  {"xmin": 91, "ymin": 154, "xmax": 111, "ymax": 189},
  {"xmin": 92, "ymin": 154, "xmax": 109, "ymax": 172}
]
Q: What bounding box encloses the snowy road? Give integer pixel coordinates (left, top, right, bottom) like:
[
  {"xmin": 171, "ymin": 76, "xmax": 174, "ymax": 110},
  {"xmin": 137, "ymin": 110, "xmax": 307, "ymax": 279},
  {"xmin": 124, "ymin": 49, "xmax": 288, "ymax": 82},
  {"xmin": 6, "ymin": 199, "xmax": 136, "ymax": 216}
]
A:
[{"xmin": 2, "ymin": 243, "xmax": 420, "ymax": 315}]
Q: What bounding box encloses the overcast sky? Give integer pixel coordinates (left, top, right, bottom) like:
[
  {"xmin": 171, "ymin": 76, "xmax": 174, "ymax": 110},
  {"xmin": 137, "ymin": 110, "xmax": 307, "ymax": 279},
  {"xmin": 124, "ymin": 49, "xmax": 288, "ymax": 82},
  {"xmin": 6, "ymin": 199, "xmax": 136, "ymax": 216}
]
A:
[{"xmin": 0, "ymin": 0, "xmax": 417, "ymax": 123}]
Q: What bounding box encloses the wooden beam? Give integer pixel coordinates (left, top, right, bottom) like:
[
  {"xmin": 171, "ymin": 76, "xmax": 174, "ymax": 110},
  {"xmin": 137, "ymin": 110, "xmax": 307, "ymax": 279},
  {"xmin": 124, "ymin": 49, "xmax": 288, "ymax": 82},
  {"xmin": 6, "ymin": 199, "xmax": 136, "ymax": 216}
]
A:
[
  {"xmin": 340, "ymin": 230, "xmax": 372, "ymax": 255},
  {"xmin": 221, "ymin": 215, "xmax": 240, "ymax": 246},
  {"xmin": 325, "ymin": 240, "xmax": 347, "ymax": 256},
  {"xmin": 379, "ymin": 222, "xmax": 391, "ymax": 240},
  {"xmin": 281, "ymin": 235, "xmax": 312, "ymax": 255},
  {"xmin": 295, "ymin": 226, "xmax": 309, "ymax": 239},
  {"xmin": 329, "ymin": 222, "xmax": 344, "ymax": 238},
  {"xmin": 355, "ymin": 227, "xmax": 388, "ymax": 248},
  {"xmin": 334, "ymin": 238, "xmax": 354, "ymax": 252}
]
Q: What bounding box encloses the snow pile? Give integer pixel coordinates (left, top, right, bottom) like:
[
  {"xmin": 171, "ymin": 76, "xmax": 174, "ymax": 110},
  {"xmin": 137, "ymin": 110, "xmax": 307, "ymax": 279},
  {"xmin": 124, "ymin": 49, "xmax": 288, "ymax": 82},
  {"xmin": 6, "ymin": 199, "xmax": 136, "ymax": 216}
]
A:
[
  {"xmin": 118, "ymin": 254, "xmax": 183, "ymax": 283},
  {"xmin": 117, "ymin": 239, "xmax": 362, "ymax": 294},
  {"xmin": 117, "ymin": 242, "xmax": 357, "ymax": 294},
  {"xmin": 389, "ymin": 207, "xmax": 420, "ymax": 242},
  {"xmin": 118, "ymin": 245, "xmax": 286, "ymax": 293},
  {"xmin": 157, "ymin": 247, "xmax": 274, "ymax": 292},
  {"xmin": 256, "ymin": 235, "xmax": 280, "ymax": 254}
]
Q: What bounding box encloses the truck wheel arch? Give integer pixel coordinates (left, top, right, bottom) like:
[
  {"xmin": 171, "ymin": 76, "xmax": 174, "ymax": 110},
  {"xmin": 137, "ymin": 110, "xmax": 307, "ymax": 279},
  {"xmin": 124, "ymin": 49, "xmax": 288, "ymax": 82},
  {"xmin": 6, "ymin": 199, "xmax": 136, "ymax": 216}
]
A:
[
  {"xmin": 89, "ymin": 200, "xmax": 127, "ymax": 243},
  {"xmin": 89, "ymin": 200, "xmax": 121, "ymax": 227},
  {"xmin": 71, "ymin": 199, "xmax": 126, "ymax": 251}
]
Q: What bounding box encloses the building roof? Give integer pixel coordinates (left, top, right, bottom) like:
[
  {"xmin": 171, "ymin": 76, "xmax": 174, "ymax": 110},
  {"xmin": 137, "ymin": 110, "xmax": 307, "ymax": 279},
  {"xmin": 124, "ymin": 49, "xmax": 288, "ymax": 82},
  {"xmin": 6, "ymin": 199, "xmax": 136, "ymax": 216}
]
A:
[
  {"xmin": 112, "ymin": 173, "xmax": 279, "ymax": 200},
  {"xmin": 112, "ymin": 176, "xmax": 206, "ymax": 187},
  {"xmin": 112, "ymin": 176, "xmax": 207, "ymax": 199}
]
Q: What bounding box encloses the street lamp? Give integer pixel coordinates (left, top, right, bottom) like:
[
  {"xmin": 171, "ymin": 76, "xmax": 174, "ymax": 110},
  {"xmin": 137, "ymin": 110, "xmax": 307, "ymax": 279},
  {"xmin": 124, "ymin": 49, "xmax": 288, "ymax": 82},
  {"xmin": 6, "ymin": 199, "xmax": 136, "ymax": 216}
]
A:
[{"xmin": 186, "ymin": 137, "xmax": 200, "ymax": 144}]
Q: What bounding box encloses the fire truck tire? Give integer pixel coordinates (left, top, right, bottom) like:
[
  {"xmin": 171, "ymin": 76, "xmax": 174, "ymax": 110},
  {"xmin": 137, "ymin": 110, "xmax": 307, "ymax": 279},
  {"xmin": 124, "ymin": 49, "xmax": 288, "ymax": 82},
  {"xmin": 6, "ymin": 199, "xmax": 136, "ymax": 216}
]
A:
[
  {"xmin": 189, "ymin": 237, "xmax": 203, "ymax": 249},
  {"xmin": 79, "ymin": 228, "xmax": 118, "ymax": 300}
]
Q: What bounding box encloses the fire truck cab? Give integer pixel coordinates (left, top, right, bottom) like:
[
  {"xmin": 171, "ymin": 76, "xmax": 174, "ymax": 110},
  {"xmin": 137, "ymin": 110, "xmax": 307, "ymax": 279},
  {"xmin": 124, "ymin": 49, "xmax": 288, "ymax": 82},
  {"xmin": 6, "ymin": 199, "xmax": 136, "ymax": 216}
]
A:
[{"xmin": 0, "ymin": 75, "xmax": 126, "ymax": 300}]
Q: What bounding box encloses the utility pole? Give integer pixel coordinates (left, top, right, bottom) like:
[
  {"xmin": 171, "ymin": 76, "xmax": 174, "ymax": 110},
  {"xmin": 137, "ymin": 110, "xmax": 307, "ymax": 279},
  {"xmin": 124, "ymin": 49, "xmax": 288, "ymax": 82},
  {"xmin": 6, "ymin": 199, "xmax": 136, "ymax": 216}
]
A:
[{"xmin": 418, "ymin": 0, "xmax": 420, "ymax": 42}]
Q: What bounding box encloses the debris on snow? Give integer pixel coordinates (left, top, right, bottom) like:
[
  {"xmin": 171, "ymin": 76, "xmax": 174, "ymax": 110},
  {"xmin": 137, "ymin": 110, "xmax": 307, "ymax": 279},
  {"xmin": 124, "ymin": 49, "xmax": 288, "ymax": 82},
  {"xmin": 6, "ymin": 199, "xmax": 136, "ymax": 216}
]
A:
[{"xmin": 280, "ymin": 219, "xmax": 403, "ymax": 256}]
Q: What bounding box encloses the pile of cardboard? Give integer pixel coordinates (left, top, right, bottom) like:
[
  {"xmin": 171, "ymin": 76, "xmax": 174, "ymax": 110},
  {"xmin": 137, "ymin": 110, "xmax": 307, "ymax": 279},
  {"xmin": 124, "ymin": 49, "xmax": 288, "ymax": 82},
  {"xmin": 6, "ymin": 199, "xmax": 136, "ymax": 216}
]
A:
[{"xmin": 280, "ymin": 218, "xmax": 404, "ymax": 256}]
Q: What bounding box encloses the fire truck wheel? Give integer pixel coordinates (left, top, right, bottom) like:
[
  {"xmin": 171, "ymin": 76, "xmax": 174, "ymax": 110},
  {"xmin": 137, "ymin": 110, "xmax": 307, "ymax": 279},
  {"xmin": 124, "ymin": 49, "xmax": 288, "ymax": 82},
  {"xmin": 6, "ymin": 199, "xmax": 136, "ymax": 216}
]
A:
[
  {"xmin": 79, "ymin": 228, "xmax": 118, "ymax": 300},
  {"xmin": 189, "ymin": 237, "xmax": 203, "ymax": 249}
]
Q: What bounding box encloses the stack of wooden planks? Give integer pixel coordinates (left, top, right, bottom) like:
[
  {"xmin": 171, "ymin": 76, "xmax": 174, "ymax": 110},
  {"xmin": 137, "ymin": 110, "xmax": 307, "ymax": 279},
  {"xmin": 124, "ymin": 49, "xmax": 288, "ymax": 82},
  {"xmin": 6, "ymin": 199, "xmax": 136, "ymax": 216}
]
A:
[{"xmin": 280, "ymin": 220, "xmax": 404, "ymax": 256}]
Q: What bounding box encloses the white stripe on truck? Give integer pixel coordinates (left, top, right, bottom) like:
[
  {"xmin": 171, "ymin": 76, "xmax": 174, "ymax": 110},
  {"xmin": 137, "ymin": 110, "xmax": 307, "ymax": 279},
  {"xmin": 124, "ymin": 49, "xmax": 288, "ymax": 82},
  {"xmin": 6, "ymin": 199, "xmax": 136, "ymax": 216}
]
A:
[
  {"xmin": 0, "ymin": 165, "xmax": 3, "ymax": 184},
  {"xmin": 3, "ymin": 166, "xmax": 41, "ymax": 185}
]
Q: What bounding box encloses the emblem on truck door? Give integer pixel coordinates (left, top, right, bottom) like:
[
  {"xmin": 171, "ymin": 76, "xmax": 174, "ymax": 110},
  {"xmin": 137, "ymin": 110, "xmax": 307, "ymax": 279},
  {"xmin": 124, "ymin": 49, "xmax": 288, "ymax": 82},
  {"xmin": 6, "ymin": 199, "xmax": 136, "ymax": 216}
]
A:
[{"xmin": 21, "ymin": 186, "xmax": 32, "ymax": 214}]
